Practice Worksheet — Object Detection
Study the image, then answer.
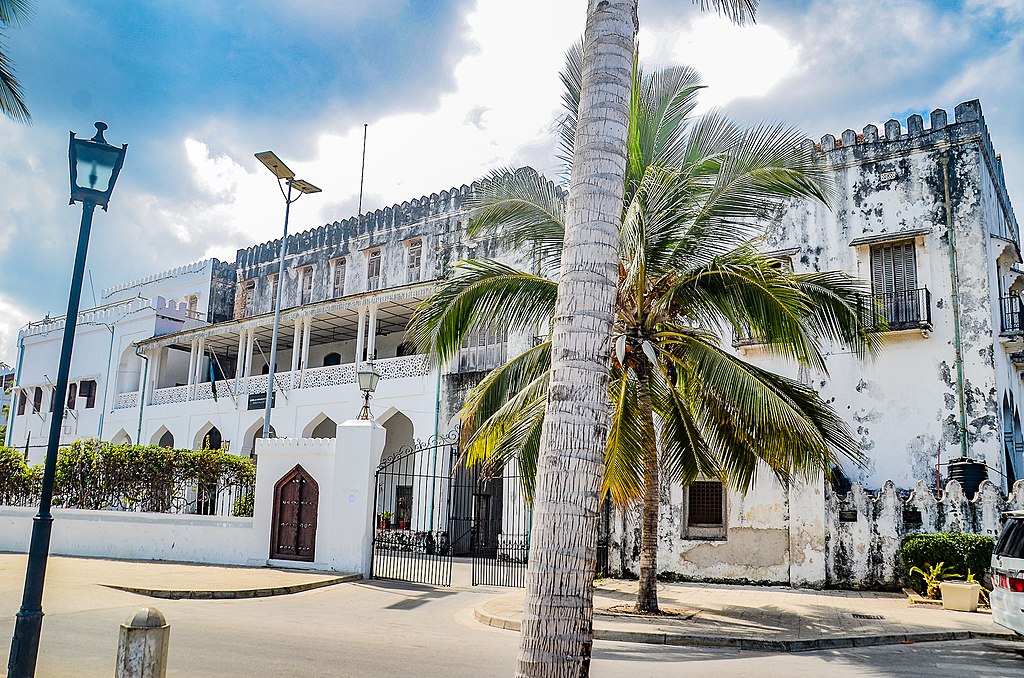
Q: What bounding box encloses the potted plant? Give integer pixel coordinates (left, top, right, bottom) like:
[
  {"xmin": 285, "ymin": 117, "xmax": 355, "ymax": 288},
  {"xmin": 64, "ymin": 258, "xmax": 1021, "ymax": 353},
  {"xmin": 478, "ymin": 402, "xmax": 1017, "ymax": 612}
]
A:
[
  {"xmin": 940, "ymin": 569, "xmax": 985, "ymax": 613},
  {"xmin": 377, "ymin": 511, "xmax": 393, "ymax": 530},
  {"xmin": 398, "ymin": 518, "xmax": 410, "ymax": 530}
]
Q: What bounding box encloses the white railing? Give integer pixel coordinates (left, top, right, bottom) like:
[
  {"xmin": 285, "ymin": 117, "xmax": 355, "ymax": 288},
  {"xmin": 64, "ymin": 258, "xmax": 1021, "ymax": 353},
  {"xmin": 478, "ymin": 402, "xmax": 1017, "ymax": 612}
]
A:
[
  {"xmin": 146, "ymin": 355, "xmax": 429, "ymax": 407},
  {"xmin": 152, "ymin": 385, "xmax": 190, "ymax": 406},
  {"xmin": 113, "ymin": 391, "xmax": 140, "ymax": 410},
  {"xmin": 374, "ymin": 354, "xmax": 429, "ymax": 380},
  {"xmin": 300, "ymin": 363, "xmax": 356, "ymax": 389}
]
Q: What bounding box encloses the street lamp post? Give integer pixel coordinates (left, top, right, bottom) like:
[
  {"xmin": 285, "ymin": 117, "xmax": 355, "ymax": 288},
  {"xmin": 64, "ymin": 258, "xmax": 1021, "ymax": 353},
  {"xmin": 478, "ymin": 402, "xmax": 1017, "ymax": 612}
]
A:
[
  {"xmin": 8, "ymin": 122, "xmax": 127, "ymax": 678},
  {"xmin": 254, "ymin": 151, "xmax": 321, "ymax": 440},
  {"xmin": 357, "ymin": 361, "xmax": 379, "ymax": 420}
]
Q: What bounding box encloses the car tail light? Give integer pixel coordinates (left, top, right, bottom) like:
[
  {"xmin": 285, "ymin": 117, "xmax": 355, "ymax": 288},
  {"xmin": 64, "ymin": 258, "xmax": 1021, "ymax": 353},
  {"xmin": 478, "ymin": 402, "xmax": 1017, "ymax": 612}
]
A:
[{"xmin": 1010, "ymin": 576, "xmax": 1024, "ymax": 593}]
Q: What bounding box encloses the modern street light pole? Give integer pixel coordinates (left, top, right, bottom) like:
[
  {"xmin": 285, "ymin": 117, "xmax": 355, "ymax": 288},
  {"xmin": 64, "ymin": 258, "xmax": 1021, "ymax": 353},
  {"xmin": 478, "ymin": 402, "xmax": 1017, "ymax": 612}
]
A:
[
  {"xmin": 8, "ymin": 122, "xmax": 127, "ymax": 678},
  {"xmin": 254, "ymin": 151, "xmax": 320, "ymax": 440}
]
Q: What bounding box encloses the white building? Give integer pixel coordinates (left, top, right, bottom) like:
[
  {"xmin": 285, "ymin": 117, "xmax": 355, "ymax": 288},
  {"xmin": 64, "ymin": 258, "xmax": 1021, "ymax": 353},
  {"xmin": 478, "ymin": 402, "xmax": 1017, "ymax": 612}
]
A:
[{"xmin": 5, "ymin": 100, "xmax": 1022, "ymax": 588}]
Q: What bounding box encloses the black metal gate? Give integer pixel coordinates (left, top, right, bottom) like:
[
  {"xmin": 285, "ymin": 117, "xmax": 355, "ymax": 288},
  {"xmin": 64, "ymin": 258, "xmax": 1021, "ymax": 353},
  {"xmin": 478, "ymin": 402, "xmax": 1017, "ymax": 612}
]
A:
[
  {"xmin": 370, "ymin": 431, "xmax": 532, "ymax": 588},
  {"xmin": 371, "ymin": 433, "xmax": 459, "ymax": 586},
  {"xmin": 452, "ymin": 460, "xmax": 531, "ymax": 587}
]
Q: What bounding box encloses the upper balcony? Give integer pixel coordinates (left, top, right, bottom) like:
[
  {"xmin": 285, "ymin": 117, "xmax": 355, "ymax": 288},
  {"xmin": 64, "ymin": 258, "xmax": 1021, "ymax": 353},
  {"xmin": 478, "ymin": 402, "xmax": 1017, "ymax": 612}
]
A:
[
  {"xmin": 1000, "ymin": 295, "xmax": 1024, "ymax": 338},
  {"xmin": 862, "ymin": 288, "xmax": 932, "ymax": 333}
]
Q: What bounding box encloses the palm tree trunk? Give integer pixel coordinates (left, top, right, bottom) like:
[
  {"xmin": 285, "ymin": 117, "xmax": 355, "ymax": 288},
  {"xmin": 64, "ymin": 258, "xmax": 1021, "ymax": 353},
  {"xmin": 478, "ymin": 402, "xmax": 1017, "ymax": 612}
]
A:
[
  {"xmin": 634, "ymin": 360, "xmax": 660, "ymax": 613},
  {"xmin": 515, "ymin": 2, "xmax": 637, "ymax": 677}
]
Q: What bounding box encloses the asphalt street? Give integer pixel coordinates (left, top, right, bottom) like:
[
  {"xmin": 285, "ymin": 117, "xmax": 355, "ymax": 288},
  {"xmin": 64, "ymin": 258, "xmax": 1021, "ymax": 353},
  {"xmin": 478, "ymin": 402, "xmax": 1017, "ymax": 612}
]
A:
[{"xmin": 0, "ymin": 561, "xmax": 1021, "ymax": 676}]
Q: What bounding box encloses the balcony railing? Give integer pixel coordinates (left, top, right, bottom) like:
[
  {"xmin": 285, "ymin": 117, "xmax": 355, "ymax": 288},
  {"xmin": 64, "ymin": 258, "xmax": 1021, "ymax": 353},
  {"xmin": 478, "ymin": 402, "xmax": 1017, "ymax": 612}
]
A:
[
  {"xmin": 1000, "ymin": 295, "xmax": 1024, "ymax": 335},
  {"xmin": 147, "ymin": 355, "xmax": 428, "ymax": 407},
  {"xmin": 863, "ymin": 288, "xmax": 931, "ymax": 331}
]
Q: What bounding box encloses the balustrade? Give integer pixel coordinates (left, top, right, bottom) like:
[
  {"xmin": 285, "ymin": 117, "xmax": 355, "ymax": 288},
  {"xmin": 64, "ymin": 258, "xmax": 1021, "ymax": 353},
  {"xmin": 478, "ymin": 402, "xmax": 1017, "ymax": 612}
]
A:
[
  {"xmin": 146, "ymin": 355, "xmax": 428, "ymax": 407},
  {"xmin": 113, "ymin": 391, "xmax": 140, "ymax": 410}
]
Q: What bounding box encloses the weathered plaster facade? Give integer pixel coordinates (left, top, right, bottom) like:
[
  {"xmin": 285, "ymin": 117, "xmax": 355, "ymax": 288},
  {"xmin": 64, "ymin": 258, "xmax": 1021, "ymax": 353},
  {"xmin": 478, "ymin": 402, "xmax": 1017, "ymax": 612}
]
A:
[{"xmin": 608, "ymin": 100, "xmax": 1024, "ymax": 587}]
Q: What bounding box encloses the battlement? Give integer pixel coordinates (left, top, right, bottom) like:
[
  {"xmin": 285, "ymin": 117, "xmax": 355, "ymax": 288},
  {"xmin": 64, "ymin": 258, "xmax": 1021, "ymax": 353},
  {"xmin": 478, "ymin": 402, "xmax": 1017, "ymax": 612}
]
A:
[
  {"xmin": 808, "ymin": 99, "xmax": 1017, "ymax": 241},
  {"xmin": 101, "ymin": 258, "xmax": 223, "ymax": 300},
  {"xmin": 235, "ymin": 168, "xmax": 560, "ymax": 270}
]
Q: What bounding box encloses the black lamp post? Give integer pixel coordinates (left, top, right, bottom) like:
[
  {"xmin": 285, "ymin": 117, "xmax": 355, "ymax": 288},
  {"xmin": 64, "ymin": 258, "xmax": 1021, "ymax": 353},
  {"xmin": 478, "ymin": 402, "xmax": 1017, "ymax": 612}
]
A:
[
  {"xmin": 8, "ymin": 122, "xmax": 127, "ymax": 678},
  {"xmin": 357, "ymin": 361, "xmax": 380, "ymax": 420}
]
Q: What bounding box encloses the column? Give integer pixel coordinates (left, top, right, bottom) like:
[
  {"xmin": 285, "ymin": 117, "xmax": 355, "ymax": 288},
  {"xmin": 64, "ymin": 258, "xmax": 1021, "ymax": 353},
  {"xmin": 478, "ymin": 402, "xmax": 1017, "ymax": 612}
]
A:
[
  {"xmin": 355, "ymin": 307, "xmax": 366, "ymax": 365},
  {"xmin": 192, "ymin": 337, "xmax": 205, "ymax": 398},
  {"xmin": 146, "ymin": 349, "xmax": 162, "ymax": 404},
  {"xmin": 366, "ymin": 305, "xmax": 378, "ymax": 361},
  {"xmin": 235, "ymin": 332, "xmax": 246, "ymax": 381},
  {"xmin": 290, "ymin": 321, "xmax": 302, "ymax": 388},
  {"xmin": 186, "ymin": 339, "xmax": 198, "ymax": 393},
  {"xmin": 301, "ymin": 317, "xmax": 312, "ymax": 372},
  {"xmin": 245, "ymin": 330, "xmax": 255, "ymax": 377}
]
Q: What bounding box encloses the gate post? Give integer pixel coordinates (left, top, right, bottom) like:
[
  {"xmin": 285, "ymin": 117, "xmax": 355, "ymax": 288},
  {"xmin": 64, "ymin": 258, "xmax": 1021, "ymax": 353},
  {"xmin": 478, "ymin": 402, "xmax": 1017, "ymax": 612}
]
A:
[{"xmin": 331, "ymin": 418, "xmax": 386, "ymax": 577}]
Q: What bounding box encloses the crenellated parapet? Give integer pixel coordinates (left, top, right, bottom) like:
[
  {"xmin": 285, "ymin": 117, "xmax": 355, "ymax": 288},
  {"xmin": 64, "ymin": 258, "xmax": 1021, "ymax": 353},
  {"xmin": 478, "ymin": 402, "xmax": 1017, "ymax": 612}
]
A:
[
  {"xmin": 20, "ymin": 296, "xmax": 157, "ymax": 339},
  {"xmin": 806, "ymin": 99, "xmax": 1017, "ymax": 240},
  {"xmin": 101, "ymin": 258, "xmax": 225, "ymax": 300},
  {"xmin": 234, "ymin": 167, "xmax": 561, "ymax": 271}
]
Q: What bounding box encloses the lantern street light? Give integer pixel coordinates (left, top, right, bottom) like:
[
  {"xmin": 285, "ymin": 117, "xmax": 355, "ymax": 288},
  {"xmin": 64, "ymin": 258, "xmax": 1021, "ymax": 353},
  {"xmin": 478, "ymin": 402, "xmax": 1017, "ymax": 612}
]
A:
[
  {"xmin": 255, "ymin": 151, "xmax": 321, "ymax": 441},
  {"xmin": 8, "ymin": 122, "xmax": 127, "ymax": 678},
  {"xmin": 357, "ymin": 361, "xmax": 380, "ymax": 420}
]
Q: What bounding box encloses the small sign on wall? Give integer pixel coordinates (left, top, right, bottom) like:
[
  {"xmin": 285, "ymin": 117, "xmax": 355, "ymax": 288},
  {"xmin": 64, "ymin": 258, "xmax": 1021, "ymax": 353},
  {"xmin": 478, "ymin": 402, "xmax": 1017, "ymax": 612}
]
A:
[
  {"xmin": 880, "ymin": 170, "xmax": 898, "ymax": 182},
  {"xmin": 247, "ymin": 391, "xmax": 276, "ymax": 411},
  {"xmin": 838, "ymin": 510, "xmax": 859, "ymax": 523}
]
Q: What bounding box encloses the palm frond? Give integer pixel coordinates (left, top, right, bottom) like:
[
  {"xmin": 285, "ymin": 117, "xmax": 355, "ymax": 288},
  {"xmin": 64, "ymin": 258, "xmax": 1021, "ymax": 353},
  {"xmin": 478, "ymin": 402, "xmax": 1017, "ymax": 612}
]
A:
[
  {"xmin": 467, "ymin": 167, "xmax": 565, "ymax": 274},
  {"xmin": 692, "ymin": 0, "xmax": 758, "ymax": 25},
  {"xmin": 0, "ymin": 33, "xmax": 29, "ymax": 123},
  {"xmin": 407, "ymin": 260, "xmax": 557, "ymax": 365},
  {"xmin": 603, "ymin": 366, "xmax": 648, "ymax": 504},
  {"xmin": 557, "ymin": 40, "xmax": 584, "ymax": 170}
]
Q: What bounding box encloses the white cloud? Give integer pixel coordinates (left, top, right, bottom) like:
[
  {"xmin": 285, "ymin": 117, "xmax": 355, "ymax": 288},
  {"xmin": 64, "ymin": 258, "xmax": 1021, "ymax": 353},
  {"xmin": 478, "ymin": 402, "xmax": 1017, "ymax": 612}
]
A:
[{"xmin": 0, "ymin": 293, "xmax": 35, "ymax": 366}]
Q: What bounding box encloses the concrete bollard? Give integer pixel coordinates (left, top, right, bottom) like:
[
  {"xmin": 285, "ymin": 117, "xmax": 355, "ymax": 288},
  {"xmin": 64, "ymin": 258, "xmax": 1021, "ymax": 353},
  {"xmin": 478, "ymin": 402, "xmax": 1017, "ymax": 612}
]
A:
[{"xmin": 116, "ymin": 607, "xmax": 170, "ymax": 678}]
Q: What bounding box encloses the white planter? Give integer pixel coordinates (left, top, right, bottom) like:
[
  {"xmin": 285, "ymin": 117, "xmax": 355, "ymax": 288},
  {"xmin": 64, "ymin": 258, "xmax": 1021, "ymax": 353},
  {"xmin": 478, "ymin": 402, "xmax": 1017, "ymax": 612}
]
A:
[{"xmin": 939, "ymin": 581, "xmax": 981, "ymax": 612}]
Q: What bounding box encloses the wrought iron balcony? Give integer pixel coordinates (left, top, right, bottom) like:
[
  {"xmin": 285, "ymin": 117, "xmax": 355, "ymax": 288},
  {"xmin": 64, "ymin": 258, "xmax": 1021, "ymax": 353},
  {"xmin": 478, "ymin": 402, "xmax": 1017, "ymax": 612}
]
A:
[
  {"xmin": 1000, "ymin": 295, "xmax": 1024, "ymax": 336},
  {"xmin": 863, "ymin": 288, "xmax": 931, "ymax": 332}
]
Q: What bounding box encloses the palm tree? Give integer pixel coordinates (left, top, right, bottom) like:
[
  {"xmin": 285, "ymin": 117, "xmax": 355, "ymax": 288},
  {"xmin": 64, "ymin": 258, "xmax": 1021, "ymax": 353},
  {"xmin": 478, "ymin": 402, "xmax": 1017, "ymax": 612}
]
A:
[
  {"xmin": 0, "ymin": 0, "xmax": 31, "ymax": 123},
  {"xmin": 411, "ymin": 46, "xmax": 880, "ymax": 618}
]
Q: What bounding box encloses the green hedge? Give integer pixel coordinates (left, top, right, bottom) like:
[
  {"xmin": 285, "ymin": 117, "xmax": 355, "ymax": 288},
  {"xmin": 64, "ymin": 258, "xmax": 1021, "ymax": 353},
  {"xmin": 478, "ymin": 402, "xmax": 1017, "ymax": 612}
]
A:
[
  {"xmin": 0, "ymin": 446, "xmax": 40, "ymax": 505},
  {"xmin": 0, "ymin": 439, "xmax": 255, "ymax": 515},
  {"xmin": 901, "ymin": 532, "xmax": 995, "ymax": 590}
]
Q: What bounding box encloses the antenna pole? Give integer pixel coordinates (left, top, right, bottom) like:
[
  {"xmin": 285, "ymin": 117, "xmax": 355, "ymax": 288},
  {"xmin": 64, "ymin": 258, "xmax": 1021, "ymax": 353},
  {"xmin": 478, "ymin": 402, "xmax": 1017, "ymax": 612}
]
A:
[{"xmin": 357, "ymin": 123, "xmax": 368, "ymax": 215}]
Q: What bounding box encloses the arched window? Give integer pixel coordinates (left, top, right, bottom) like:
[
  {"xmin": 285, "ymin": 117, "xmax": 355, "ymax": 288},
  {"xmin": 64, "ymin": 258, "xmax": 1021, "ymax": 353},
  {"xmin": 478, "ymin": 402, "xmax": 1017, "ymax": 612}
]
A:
[
  {"xmin": 261, "ymin": 363, "xmax": 270, "ymax": 375},
  {"xmin": 323, "ymin": 352, "xmax": 342, "ymax": 367},
  {"xmin": 202, "ymin": 427, "xmax": 222, "ymax": 451},
  {"xmin": 159, "ymin": 430, "xmax": 174, "ymax": 448},
  {"xmin": 396, "ymin": 342, "xmax": 416, "ymax": 357}
]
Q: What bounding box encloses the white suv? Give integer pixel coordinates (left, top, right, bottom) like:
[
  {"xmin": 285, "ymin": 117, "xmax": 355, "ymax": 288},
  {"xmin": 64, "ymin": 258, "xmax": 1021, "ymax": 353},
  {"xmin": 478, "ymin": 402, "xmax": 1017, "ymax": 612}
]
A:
[{"xmin": 992, "ymin": 511, "xmax": 1024, "ymax": 636}]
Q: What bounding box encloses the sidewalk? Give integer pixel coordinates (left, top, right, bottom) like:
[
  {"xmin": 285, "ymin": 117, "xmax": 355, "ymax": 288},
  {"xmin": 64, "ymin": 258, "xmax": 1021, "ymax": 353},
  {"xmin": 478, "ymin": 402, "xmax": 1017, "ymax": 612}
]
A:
[
  {"xmin": 0, "ymin": 552, "xmax": 358, "ymax": 600},
  {"xmin": 475, "ymin": 579, "xmax": 1021, "ymax": 652}
]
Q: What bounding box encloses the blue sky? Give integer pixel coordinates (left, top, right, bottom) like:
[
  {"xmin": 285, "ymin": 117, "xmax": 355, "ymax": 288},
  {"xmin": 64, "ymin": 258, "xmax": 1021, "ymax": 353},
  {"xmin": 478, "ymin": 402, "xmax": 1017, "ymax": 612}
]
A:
[{"xmin": 1, "ymin": 0, "xmax": 1023, "ymax": 362}]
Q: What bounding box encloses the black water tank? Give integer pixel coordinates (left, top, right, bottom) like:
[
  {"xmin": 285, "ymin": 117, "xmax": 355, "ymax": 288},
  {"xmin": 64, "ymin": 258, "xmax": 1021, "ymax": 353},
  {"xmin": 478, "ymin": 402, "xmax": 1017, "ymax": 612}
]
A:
[{"xmin": 946, "ymin": 457, "xmax": 988, "ymax": 498}]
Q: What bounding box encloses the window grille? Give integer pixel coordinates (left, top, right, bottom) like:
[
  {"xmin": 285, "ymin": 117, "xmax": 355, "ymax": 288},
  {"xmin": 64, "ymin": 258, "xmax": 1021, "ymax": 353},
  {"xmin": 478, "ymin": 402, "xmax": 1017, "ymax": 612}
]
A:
[
  {"xmin": 688, "ymin": 481, "xmax": 724, "ymax": 525},
  {"xmin": 407, "ymin": 240, "xmax": 422, "ymax": 283},
  {"xmin": 300, "ymin": 267, "xmax": 314, "ymax": 305},
  {"xmin": 332, "ymin": 258, "xmax": 346, "ymax": 298},
  {"xmin": 367, "ymin": 250, "xmax": 382, "ymax": 291}
]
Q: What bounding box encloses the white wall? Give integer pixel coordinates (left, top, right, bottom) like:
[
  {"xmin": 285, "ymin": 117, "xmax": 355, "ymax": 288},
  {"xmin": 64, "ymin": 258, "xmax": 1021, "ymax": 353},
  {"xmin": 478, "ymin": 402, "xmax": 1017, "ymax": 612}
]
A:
[{"xmin": 0, "ymin": 507, "xmax": 264, "ymax": 566}]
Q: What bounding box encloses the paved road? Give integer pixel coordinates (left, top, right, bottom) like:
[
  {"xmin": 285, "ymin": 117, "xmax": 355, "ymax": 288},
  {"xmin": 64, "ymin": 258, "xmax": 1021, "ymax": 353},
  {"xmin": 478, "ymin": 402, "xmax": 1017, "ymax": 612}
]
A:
[{"xmin": 0, "ymin": 562, "xmax": 1021, "ymax": 676}]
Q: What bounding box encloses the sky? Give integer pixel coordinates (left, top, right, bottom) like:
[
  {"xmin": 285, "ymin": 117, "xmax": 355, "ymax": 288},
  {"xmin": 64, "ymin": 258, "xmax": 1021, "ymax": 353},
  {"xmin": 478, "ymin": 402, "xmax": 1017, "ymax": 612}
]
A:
[{"xmin": 0, "ymin": 0, "xmax": 1023, "ymax": 363}]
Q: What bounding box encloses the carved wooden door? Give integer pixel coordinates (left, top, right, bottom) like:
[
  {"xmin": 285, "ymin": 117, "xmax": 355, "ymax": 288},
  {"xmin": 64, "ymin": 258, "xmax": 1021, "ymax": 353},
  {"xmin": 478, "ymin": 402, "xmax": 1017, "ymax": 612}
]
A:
[{"xmin": 270, "ymin": 465, "xmax": 319, "ymax": 562}]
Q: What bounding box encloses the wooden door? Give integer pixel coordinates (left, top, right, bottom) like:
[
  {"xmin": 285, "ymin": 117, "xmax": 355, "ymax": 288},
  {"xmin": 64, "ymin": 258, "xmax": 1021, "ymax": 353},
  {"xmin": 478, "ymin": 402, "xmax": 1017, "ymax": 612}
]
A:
[{"xmin": 270, "ymin": 465, "xmax": 319, "ymax": 562}]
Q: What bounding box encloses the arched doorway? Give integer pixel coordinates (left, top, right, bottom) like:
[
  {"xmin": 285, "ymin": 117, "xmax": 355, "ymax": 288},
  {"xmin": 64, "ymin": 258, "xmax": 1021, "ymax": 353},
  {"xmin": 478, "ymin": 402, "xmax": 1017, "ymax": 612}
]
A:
[
  {"xmin": 111, "ymin": 429, "xmax": 132, "ymax": 446},
  {"xmin": 151, "ymin": 426, "xmax": 174, "ymax": 448},
  {"xmin": 270, "ymin": 465, "xmax": 319, "ymax": 562},
  {"xmin": 195, "ymin": 424, "xmax": 222, "ymax": 451}
]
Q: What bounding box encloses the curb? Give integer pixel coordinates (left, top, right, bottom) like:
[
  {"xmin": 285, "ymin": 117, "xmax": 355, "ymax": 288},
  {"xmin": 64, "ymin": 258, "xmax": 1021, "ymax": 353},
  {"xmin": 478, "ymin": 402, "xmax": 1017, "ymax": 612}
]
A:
[
  {"xmin": 103, "ymin": 573, "xmax": 362, "ymax": 600},
  {"xmin": 472, "ymin": 607, "xmax": 1020, "ymax": 652}
]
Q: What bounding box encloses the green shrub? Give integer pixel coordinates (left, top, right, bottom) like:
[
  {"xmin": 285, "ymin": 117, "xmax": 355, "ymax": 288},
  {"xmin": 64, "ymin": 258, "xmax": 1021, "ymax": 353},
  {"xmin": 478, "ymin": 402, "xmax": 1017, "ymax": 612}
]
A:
[
  {"xmin": 232, "ymin": 491, "xmax": 254, "ymax": 517},
  {"xmin": 0, "ymin": 445, "xmax": 40, "ymax": 505},
  {"xmin": 901, "ymin": 533, "xmax": 994, "ymax": 591}
]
